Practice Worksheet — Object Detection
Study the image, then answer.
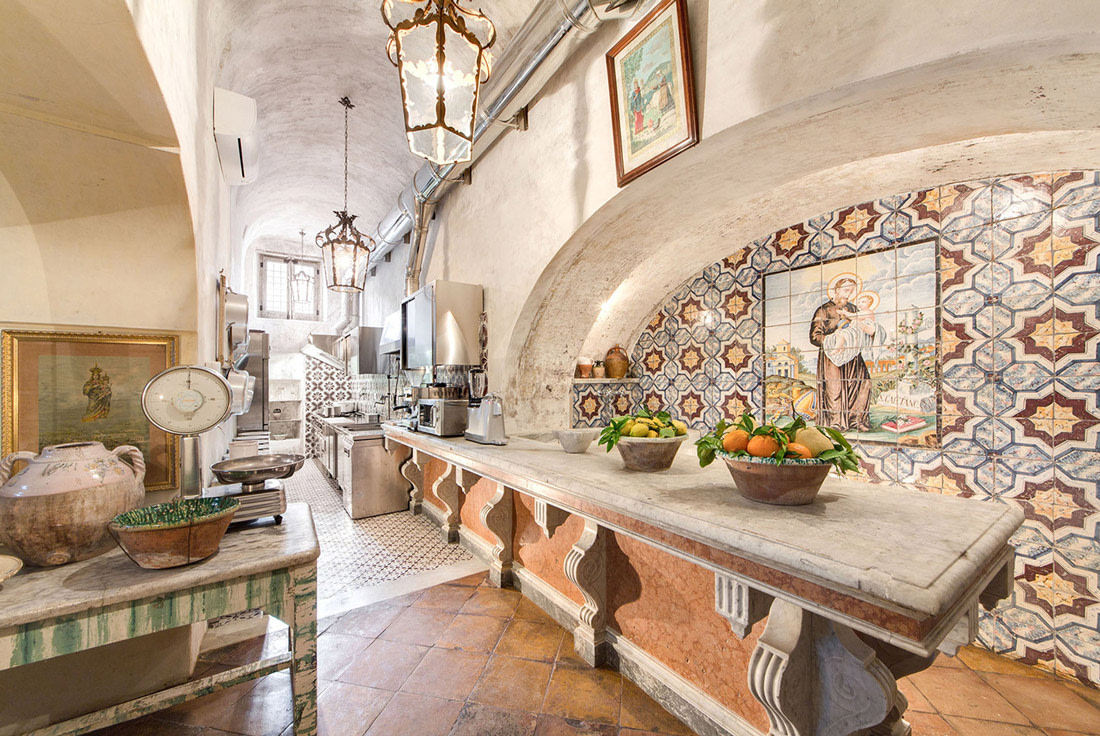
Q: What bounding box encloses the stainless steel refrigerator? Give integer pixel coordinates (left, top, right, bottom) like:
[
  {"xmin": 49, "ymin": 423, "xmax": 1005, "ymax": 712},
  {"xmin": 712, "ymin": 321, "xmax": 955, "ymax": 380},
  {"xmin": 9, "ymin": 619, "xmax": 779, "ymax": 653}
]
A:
[{"xmin": 237, "ymin": 330, "xmax": 269, "ymax": 431}]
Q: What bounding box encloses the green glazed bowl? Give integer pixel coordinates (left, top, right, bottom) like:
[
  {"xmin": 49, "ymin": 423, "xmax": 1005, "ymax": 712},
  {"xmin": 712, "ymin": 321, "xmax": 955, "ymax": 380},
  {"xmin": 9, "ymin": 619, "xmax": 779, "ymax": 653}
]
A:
[{"xmin": 110, "ymin": 498, "xmax": 239, "ymax": 569}]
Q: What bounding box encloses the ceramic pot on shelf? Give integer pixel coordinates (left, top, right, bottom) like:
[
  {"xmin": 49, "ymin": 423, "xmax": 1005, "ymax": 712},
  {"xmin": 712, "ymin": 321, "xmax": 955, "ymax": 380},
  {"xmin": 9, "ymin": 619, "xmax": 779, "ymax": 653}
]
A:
[
  {"xmin": 604, "ymin": 345, "xmax": 629, "ymax": 379},
  {"xmin": 0, "ymin": 442, "xmax": 146, "ymax": 566}
]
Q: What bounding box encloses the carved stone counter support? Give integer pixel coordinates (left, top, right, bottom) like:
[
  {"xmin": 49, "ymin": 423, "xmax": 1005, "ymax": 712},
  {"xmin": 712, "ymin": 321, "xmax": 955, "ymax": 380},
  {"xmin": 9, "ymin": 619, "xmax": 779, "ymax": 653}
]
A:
[
  {"xmin": 480, "ymin": 481, "xmax": 514, "ymax": 587},
  {"xmin": 564, "ymin": 517, "xmax": 609, "ymax": 667},
  {"xmin": 748, "ymin": 598, "xmax": 902, "ymax": 736},
  {"xmin": 534, "ymin": 499, "xmax": 569, "ymax": 540},
  {"xmin": 715, "ymin": 572, "xmax": 771, "ymax": 639},
  {"xmin": 432, "ymin": 464, "xmax": 465, "ymax": 543},
  {"xmin": 398, "ymin": 446, "xmax": 425, "ymax": 514}
]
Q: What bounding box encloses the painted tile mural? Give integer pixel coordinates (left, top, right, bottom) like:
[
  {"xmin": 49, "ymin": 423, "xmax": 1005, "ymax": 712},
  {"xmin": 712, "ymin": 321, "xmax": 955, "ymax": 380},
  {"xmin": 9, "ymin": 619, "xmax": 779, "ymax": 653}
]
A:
[{"xmin": 571, "ymin": 171, "xmax": 1100, "ymax": 687}]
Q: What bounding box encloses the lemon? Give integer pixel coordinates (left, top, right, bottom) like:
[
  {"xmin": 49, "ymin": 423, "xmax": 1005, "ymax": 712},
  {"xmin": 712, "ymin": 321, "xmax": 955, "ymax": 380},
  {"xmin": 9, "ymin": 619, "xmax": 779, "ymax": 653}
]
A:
[
  {"xmin": 671, "ymin": 420, "xmax": 687, "ymax": 436},
  {"xmin": 647, "ymin": 430, "xmax": 659, "ymax": 438},
  {"xmin": 629, "ymin": 423, "xmax": 650, "ymax": 438}
]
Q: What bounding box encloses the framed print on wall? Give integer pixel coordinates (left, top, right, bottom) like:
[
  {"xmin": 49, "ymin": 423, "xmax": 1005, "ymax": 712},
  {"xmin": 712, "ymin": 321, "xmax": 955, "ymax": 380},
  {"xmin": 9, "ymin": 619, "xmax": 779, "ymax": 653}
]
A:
[
  {"xmin": 606, "ymin": 0, "xmax": 698, "ymax": 187},
  {"xmin": 2, "ymin": 330, "xmax": 180, "ymax": 491}
]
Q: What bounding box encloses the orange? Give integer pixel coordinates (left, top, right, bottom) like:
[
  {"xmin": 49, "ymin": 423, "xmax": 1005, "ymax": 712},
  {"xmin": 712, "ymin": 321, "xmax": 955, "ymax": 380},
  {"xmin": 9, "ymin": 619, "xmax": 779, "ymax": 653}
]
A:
[
  {"xmin": 722, "ymin": 429, "xmax": 750, "ymax": 453},
  {"xmin": 746, "ymin": 434, "xmax": 780, "ymax": 458},
  {"xmin": 784, "ymin": 442, "xmax": 813, "ymax": 459}
]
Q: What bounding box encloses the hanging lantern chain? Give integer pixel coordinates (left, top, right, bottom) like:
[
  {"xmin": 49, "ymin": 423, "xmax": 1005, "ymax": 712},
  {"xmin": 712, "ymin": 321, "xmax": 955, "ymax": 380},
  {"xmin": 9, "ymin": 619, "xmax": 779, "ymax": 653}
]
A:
[{"xmin": 340, "ymin": 96, "xmax": 354, "ymax": 212}]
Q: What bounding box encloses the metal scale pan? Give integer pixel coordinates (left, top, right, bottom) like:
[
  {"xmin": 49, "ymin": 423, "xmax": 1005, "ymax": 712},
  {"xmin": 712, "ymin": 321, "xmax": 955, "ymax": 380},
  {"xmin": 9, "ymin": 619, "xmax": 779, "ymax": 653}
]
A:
[{"xmin": 208, "ymin": 454, "xmax": 305, "ymax": 524}]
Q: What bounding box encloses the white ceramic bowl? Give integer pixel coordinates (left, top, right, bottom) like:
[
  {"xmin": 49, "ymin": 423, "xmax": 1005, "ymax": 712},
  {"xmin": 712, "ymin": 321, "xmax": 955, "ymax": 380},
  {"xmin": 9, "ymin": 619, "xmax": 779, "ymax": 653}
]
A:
[{"xmin": 554, "ymin": 428, "xmax": 601, "ymax": 454}]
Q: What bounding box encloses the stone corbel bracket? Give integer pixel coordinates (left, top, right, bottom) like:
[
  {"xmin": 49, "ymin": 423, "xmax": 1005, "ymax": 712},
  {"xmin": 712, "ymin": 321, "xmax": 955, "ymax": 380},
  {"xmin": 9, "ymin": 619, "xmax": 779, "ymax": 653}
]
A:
[
  {"xmin": 534, "ymin": 499, "xmax": 569, "ymax": 540},
  {"xmin": 480, "ymin": 481, "xmax": 514, "ymax": 588},
  {"xmin": 432, "ymin": 464, "xmax": 467, "ymax": 543},
  {"xmin": 397, "ymin": 446, "xmax": 425, "ymax": 514},
  {"xmin": 714, "ymin": 572, "xmax": 771, "ymax": 639},
  {"xmin": 564, "ymin": 517, "xmax": 609, "ymax": 667}
]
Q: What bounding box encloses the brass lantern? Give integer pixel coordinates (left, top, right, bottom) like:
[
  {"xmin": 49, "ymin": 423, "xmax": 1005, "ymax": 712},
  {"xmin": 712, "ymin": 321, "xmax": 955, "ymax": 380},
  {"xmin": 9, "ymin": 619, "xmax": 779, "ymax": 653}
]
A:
[
  {"xmin": 317, "ymin": 97, "xmax": 375, "ymax": 293},
  {"xmin": 381, "ymin": 0, "xmax": 496, "ymax": 165}
]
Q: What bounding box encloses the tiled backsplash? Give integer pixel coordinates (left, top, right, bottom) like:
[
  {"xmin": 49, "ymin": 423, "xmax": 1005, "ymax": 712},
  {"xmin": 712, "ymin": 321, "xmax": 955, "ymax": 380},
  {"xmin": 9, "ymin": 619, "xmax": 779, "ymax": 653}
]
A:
[
  {"xmin": 573, "ymin": 172, "xmax": 1100, "ymax": 686},
  {"xmin": 303, "ymin": 357, "xmax": 408, "ymax": 458}
]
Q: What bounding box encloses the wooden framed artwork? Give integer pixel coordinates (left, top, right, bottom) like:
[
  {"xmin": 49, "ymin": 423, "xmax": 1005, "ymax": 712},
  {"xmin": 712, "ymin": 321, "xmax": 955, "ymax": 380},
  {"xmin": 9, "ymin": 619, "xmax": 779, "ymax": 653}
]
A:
[
  {"xmin": 606, "ymin": 0, "xmax": 698, "ymax": 187},
  {"xmin": 2, "ymin": 330, "xmax": 180, "ymax": 491}
]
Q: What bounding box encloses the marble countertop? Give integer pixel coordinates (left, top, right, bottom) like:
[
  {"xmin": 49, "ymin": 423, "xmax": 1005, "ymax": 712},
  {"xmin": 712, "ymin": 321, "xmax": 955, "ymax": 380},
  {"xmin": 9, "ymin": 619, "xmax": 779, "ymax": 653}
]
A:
[
  {"xmin": 385, "ymin": 427, "xmax": 1022, "ymax": 620},
  {"xmin": 0, "ymin": 503, "xmax": 319, "ymax": 629}
]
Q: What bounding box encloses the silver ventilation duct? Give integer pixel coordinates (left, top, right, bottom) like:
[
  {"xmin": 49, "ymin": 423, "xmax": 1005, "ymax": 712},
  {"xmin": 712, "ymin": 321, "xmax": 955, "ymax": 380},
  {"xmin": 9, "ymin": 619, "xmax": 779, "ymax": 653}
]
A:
[
  {"xmin": 367, "ymin": 0, "xmax": 653, "ymax": 295},
  {"xmin": 302, "ymin": 291, "xmax": 361, "ymax": 369}
]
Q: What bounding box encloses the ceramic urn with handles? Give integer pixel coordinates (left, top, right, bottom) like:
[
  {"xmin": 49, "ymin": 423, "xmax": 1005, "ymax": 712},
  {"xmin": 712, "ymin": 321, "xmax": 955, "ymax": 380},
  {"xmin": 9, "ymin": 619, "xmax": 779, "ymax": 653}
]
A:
[{"xmin": 0, "ymin": 442, "xmax": 145, "ymax": 566}]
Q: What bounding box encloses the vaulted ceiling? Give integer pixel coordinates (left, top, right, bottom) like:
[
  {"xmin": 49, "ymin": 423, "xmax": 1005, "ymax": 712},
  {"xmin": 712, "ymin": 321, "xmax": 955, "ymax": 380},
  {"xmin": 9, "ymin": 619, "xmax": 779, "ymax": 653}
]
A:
[{"xmin": 212, "ymin": 0, "xmax": 538, "ymax": 255}]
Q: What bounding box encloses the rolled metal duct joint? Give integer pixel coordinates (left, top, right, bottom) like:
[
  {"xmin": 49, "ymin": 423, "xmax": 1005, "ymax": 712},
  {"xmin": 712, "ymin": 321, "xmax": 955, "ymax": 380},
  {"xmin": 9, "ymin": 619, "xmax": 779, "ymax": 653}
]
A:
[{"xmin": 398, "ymin": 0, "xmax": 649, "ymax": 295}]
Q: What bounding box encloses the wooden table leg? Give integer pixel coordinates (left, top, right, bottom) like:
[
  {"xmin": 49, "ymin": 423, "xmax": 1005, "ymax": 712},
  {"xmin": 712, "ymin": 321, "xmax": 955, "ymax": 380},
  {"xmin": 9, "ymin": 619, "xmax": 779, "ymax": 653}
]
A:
[{"xmin": 288, "ymin": 562, "xmax": 319, "ymax": 736}]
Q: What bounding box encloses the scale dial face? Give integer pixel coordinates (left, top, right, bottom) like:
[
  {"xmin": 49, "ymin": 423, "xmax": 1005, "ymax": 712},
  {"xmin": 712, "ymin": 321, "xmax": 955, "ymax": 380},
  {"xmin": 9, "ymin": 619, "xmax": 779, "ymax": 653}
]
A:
[{"xmin": 142, "ymin": 365, "xmax": 233, "ymax": 435}]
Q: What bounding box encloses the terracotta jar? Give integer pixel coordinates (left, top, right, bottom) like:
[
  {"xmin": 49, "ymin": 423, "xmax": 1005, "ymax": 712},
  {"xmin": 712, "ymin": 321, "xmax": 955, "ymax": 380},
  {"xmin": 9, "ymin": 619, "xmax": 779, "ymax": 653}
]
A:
[
  {"xmin": 0, "ymin": 442, "xmax": 145, "ymax": 566},
  {"xmin": 605, "ymin": 345, "xmax": 630, "ymax": 379}
]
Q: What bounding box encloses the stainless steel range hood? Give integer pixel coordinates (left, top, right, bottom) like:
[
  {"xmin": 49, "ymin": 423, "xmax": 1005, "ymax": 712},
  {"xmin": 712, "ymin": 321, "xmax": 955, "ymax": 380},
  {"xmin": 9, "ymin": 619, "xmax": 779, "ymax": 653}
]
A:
[{"xmin": 302, "ymin": 333, "xmax": 344, "ymax": 369}]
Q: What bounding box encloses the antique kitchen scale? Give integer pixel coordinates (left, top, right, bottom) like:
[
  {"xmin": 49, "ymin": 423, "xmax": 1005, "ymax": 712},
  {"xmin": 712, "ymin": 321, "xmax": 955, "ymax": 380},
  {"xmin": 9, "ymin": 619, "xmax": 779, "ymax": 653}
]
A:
[{"xmin": 139, "ymin": 280, "xmax": 302, "ymax": 524}]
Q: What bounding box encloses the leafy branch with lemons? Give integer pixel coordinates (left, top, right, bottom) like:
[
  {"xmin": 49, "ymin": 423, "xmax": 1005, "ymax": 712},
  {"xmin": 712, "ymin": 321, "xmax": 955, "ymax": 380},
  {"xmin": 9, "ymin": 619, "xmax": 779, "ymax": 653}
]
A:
[
  {"xmin": 598, "ymin": 407, "xmax": 689, "ymax": 451},
  {"xmin": 695, "ymin": 412, "xmax": 861, "ymax": 474}
]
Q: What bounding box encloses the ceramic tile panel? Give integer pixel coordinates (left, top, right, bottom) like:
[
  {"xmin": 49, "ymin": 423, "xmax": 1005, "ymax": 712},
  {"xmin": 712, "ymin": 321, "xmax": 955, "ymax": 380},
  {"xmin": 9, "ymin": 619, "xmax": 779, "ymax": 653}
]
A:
[{"xmin": 615, "ymin": 172, "xmax": 1100, "ymax": 685}]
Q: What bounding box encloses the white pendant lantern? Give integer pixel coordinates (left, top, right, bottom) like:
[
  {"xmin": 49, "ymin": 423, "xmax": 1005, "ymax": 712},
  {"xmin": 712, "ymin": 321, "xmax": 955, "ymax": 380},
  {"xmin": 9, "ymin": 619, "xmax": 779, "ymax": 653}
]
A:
[
  {"xmin": 316, "ymin": 97, "xmax": 375, "ymax": 293},
  {"xmin": 291, "ymin": 229, "xmax": 313, "ymax": 303},
  {"xmin": 382, "ymin": 0, "xmax": 496, "ymax": 166}
]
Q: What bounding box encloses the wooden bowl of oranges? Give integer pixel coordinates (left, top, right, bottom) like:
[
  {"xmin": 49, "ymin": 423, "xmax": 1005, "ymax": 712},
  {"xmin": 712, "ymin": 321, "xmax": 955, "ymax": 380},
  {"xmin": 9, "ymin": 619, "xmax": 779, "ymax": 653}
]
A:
[
  {"xmin": 695, "ymin": 413, "xmax": 861, "ymax": 506},
  {"xmin": 599, "ymin": 409, "xmax": 689, "ymax": 472}
]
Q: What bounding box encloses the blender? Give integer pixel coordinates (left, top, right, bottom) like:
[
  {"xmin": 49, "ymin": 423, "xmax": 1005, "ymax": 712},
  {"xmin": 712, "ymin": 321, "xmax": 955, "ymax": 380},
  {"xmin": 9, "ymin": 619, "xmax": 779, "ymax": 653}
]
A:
[{"xmin": 464, "ymin": 368, "xmax": 506, "ymax": 445}]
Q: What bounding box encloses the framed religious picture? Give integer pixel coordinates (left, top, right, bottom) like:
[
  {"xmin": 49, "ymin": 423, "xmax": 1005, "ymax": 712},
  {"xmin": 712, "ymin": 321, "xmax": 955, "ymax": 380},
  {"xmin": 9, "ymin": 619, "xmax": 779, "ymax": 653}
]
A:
[
  {"xmin": 606, "ymin": 0, "xmax": 698, "ymax": 187},
  {"xmin": 1, "ymin": 330, "xmax": 180, "ymax": 491}
]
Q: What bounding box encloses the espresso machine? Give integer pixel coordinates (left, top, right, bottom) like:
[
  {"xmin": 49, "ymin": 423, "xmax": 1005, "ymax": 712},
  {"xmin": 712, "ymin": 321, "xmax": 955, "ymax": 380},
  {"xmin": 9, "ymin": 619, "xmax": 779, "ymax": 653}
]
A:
[{"xmin": 464, "ymin": 368, "xmax": 507, "ymax": 445}]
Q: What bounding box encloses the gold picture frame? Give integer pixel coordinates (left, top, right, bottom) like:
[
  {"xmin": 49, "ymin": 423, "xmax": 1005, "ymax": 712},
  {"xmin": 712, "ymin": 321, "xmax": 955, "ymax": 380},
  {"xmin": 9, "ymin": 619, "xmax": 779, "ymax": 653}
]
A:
[
  {"xmin": 606, "ymin": 0, "xmax": 698, "ymax": 187},
  {"xmin": 2, "ymin": 330, "xmax": 180, "ymax": 491}
]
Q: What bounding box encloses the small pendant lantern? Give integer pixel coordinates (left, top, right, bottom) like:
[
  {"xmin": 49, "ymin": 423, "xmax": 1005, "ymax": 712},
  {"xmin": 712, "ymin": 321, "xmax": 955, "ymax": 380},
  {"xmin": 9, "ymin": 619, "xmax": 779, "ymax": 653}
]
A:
[
  {"xmin": 291, "ymin": 229, "xmax": 313, "ymax": 304},
  {"xmin": 316, "ymin": 97, "xmax": 375, "ymax": 293},
  {"xmin": 381, "ymin": 0, "xmax": 496, "ymax": 166}
]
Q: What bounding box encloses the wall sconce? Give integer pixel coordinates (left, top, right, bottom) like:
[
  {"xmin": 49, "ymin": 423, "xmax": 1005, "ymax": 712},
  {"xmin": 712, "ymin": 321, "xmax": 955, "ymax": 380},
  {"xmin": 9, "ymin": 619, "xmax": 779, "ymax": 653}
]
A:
[{"xmin": 381, "ymin": 0, "xmax": 496, "ymax": 165}]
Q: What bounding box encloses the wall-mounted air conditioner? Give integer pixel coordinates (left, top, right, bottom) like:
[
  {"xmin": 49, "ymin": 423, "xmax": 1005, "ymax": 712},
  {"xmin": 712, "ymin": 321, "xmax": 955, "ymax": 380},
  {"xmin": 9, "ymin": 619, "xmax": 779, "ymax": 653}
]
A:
[{"xmin": 213, "ymin": 87, "xmax": 259, "ymax": 185}]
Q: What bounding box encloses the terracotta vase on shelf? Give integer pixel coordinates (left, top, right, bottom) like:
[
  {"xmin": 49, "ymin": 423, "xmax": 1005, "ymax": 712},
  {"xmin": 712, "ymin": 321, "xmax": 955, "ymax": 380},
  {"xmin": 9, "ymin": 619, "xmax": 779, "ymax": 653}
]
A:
[
  {"xmin": 605, "ymin": 345, "xmax": 629, "ymax": 379},
  {"xmin": 0, "ymin": 442, "xmax": 145, "ymax": 566}
]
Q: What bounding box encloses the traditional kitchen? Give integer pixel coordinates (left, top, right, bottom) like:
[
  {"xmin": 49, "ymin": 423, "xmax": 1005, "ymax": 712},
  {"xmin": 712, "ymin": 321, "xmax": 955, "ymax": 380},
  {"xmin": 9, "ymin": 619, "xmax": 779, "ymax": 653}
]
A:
[{"xmin": 3, "ymin": 1, "xmax": 1100, "ymax": 735}]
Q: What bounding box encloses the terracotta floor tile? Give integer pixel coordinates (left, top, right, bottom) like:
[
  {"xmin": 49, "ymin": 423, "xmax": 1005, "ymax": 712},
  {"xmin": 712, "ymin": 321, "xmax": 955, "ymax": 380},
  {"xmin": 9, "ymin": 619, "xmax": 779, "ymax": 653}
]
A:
[
  {"xmin": 206, "ymin": 671, "xmax": 293, "ymax": 736},
  {"xmin": 620, "ymin": 679, "xmax": 693, "ymax": 736},
  {"xmin": 495, "ymin": 619, "xmax": 565, "ymax": 662},
  {"xmin": 556, "ymin": 631, "xmax": 590, "ymax": 668},
  {"xmin": 364, "ymin": 691, "xmax": 464, "ymax": 736},
  {"xmin": 436, "ymin": 613, "xmax": 509, "ymax": 653},
  {"xmin": 468, "ymin": 655, "xmax": 554, "ymax": 712},
  {"xmin": 619, "ymin": 730, "xmax": 677, "ymax": 736},
  {"xmin": 542, "ymin": 665, "xmax": 621, "ymax": 725},
  {"xmin": 932, "ymin": 652, "xmax": 968, "ymax": 669},
  {"xmin": 378, "ymin": 606, "xmax": 456, "ymax": 647},
  {"xmin": 909, "ymin": 667, "xmax": 1029, "ymax": 724},
  {"xmin": 448, "ymin": 703, "xmax": 538, "ymax": 736},
  {"xmin": 898, "ymin": 676, "xmax": 935, "ymax": 713},
  {"xmin": 217, "ymin": 632, "xmax": 289, "ymax": 666},
  {"xmin": 1064, "ymin": 680, "xmax": 1100, "ymax": 711},
  {"xmin": 413, "ymin": 583, "xmax": 477, "ymax": 612},
  {"xmin": 450, "ymin": 571, "xmax": 490, "ymax": 587},
  {"xmin": 316, "ymin": 682, "xmax": 391, "ymax": 736},
  {"xmin": 157, "ymin": 678, "xmax": 258, "ymax": 727},
  {"xmin": 328, "ymin": 603, "xmax": 404, "ymax": 639},
  {"xmin": 336, "ymin": 638, "xmax": 428, "ymax": 691},
  {"xmin": 531, "ymin": 714, "xmax": 617, "ymax": 735},
  {"xmin": 958, "ymin": 646, "xmax": 1052, "ymax": 679},
  {"xmin": 400, "ymin": 647, "xmax": 488, "ymax": 700},
  {"xmin": 317, "ymin": 632, "xmax": 372, "ymax": 680},
  {"xmin": 459, "ymin": 587, "xmax": 523, "ymax": 618},
  {"xmin": 514, "ymin": 597, "xmax": 559, "ymax": 625},
  {"xmin": 1044, "ymin": 730, "xmax": 1098, "ymax": 736},
  {"xmin": 90, "ymin": 716, "xmax": 217, "ymax": 735},
  {"xmin": 979, "ymin": 673, "xmax": 1100, "ymax": 732},
  {"xmin": 906, "ymin": 711, "xmax": 961, "ymax": 735},
  {"xmin": 944, "ymin": 716, "xmax": 1045, "ymax": 736}
]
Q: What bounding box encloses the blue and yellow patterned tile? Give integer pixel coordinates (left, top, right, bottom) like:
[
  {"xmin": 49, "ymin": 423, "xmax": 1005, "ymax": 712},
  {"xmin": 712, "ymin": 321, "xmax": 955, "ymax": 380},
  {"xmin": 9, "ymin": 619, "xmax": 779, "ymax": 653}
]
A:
[
  {"xmin": 992, "ymin": 174, "xmax": 1053, "ymax": 224},
  {"xmin": 940, "ymin": 179, "xmax": 994, "ymax": 235},
  {"xmin": 827, "ymin": 200, "xmax": 889, "ymax": 253},
  {"xmin": 1055, "ymin": 609, "xmax": 1100, "ymax": 685},
  {"xmin": 976, "ymin": 583, "xmax": 1057, "ymax": 675},
  {"xmin": 1052, "ymin": 170, "xmax": 1100, "ymax": 209}
]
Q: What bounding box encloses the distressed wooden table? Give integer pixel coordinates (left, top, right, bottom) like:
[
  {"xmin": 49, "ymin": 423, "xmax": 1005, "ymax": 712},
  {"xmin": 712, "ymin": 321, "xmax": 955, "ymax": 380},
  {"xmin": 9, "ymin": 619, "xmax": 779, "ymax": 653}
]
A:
[{"xmin": 0, "ymin": 502, "xmax": 320, "ymax": 736}]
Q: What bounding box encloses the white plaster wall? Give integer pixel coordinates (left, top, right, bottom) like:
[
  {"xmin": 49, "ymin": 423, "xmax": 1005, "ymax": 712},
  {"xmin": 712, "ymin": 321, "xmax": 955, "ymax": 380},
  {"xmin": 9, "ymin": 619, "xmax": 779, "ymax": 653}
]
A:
[{"xmin": 423, "ymin": 0, "xmax": 1100, "ymax": 429}]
